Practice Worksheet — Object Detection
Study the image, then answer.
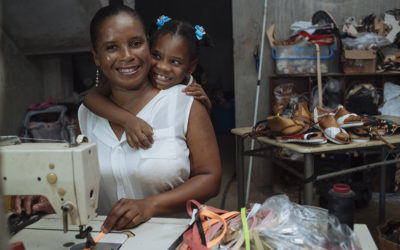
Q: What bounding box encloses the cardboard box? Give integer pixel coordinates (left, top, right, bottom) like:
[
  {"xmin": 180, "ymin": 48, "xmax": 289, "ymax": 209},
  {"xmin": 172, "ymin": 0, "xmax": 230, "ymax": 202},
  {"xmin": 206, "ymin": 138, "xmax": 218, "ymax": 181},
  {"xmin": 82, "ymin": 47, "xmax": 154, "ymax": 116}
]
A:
[{"xmin": 343, "ymin": 50, "xmax": 376, "ymax": 74}]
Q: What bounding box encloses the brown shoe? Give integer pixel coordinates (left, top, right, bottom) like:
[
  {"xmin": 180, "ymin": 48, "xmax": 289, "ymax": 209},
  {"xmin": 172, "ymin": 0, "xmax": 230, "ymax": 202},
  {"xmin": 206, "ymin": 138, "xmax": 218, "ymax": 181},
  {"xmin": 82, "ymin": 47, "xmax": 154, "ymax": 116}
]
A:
[
  {"xmin": 335, "ymin": 104, "xmax": 363, "ymax": 128},
  {"xmin": 313, "ymin": 106, "xmax": 350, "ymax": 144},
  {"xmin": 292, "ymin": 101, "xmax": 313, "ymax": 130},
  {"xmin": 267, "ymin": 115, "xmax": 306, "ymax": 136},
  {"xmin": 273, "ymin": 84, "xmax": 293, "ymax": 115}
]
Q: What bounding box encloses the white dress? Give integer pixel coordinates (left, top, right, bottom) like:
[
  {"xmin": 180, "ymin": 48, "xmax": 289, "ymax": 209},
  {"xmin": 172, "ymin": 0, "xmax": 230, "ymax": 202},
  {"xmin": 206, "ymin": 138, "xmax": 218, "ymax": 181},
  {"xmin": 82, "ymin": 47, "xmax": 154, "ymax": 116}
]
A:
[{"xmin": 78, "ymin": 85, "xmax": 194, "ymax": 215}]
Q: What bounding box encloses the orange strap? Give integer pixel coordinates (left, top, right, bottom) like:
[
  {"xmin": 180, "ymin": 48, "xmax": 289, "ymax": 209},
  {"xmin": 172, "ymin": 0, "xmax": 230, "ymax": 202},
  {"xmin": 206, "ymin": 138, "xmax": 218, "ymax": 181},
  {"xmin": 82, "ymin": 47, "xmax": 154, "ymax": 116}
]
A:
[
  {"xmin": 200, "ymin": 209, "xmax": 240, "ymax": 248},
  {"xmin": 83, "ymin": 231, "xmax": 106, "ymax": 250}
]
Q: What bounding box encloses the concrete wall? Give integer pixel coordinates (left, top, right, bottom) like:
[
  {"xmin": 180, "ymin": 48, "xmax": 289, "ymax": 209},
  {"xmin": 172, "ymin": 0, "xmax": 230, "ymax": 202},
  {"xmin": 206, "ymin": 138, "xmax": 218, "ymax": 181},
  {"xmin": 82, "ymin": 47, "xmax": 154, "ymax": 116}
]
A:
[
  {"xmin": 1, "ymin": 32, "xmax": 75, "ymax": 136},
  {"xmin": 1, "ymin": 32, "xmax": 44, "ymax": 135},
  {"xmin": 232, "ymin": 0, "xmax": 400, "ymax": 186}
]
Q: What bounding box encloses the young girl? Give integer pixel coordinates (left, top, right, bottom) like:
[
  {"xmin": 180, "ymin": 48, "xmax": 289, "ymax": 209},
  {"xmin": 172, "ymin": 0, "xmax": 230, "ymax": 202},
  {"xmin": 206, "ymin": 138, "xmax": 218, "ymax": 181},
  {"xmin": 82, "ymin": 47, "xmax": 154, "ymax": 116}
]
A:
[{"xmin": 84, "ymin": 15, "xmax": 213, "ymax": 150}]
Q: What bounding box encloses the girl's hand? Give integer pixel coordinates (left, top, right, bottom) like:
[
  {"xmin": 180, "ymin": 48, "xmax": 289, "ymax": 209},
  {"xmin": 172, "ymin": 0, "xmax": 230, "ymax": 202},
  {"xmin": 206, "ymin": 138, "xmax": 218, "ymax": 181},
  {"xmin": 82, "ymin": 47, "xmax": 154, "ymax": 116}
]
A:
[
  {"xmin": 123, "ymin": 115, "xmax": 154, "ymax": 150},
  {"xmin": 101, "ymin": 198, "xmax": 154, "ymax": 233},
  {"xmin": 11, "ymin": 195, "xmax": 55, "ymax": 215},
  {"xmin": 182, "ymin": 82, "xmax": 212, "ymax": 114}
]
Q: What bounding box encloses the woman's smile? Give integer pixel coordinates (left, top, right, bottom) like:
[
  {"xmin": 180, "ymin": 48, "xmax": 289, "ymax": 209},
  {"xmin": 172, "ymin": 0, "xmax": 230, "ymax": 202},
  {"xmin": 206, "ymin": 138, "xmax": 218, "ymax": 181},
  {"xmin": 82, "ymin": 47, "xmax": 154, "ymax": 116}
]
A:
[{"xmin": 117, "ymin": 65, "xmax": 140, "ymax": 76}]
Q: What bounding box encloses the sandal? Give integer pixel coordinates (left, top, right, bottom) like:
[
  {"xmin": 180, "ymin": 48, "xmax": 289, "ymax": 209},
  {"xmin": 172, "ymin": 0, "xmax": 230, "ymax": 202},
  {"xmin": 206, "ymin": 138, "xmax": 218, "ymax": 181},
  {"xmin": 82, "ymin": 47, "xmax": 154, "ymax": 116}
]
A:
[
  {"xmin": 313, "ymin": 106, "xmax": 350, "ymax": 144},
  {"xmin": 347, "ymin": 127, "xmax": 370, "ymax": 143},
  {"xmin": 242, "ymin": 120, "xmax": 271, "ymax": 138},
  {"xmin": 291, "ymin": 101, "xmax": 313, "ymax": 130},
  {"xmin": 335, "ymin": 104, "xmax": 364, "ymax": 128},
  {"xmin": 272, "ymin": 83, "xmax": 293, "ymax": 115},
  {"xmin": 275, "ymin": 131, "xmax": 327, "ymax": 144},
  {"xmin": 266, "ymin": 115, "xmax": 307, "ymax": 136}
]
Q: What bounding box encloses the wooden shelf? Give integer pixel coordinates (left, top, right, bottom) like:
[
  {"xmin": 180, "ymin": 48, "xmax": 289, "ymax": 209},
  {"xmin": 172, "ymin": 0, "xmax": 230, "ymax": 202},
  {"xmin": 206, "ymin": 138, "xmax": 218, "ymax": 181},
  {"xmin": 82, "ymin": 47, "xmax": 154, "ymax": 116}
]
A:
[{"xmin": 269, "ymin": 72, "xmax": 400, "ymax": 115}]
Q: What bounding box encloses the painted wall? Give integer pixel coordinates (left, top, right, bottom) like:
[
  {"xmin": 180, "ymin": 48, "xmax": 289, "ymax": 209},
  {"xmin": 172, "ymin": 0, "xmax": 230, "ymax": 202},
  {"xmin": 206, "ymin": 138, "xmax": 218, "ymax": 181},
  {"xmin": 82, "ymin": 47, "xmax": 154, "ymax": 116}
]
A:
[
  {"xmin": 1, "ymin": 33, "xmax": 44, "ymax": 135},
  {"xmin": 1, "ymin": 32, "xmax": 75, "ymax": 135},
  {"xmin": 232, "ymin": 0, "xmax": 400, "ymax": 185}
]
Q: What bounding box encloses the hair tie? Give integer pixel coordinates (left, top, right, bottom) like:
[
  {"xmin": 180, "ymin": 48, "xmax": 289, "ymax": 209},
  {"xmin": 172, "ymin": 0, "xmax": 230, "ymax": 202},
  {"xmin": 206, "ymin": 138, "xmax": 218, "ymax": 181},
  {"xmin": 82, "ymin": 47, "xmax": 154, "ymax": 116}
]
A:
[
  {"xmin": 156, "ymin": 15, "xmax": 171, "ymax": 30},
  {"xmin": 194, "ymin": 25, "xmax": 206, "ymax": 40}
]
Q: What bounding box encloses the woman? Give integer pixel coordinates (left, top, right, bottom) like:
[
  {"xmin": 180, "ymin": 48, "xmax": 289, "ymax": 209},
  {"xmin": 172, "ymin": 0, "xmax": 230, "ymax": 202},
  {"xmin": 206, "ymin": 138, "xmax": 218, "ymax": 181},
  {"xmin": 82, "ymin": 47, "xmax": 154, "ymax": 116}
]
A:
[{"xmin": 13, "ymin": 4, "xmax": 221, "ymax": 233}]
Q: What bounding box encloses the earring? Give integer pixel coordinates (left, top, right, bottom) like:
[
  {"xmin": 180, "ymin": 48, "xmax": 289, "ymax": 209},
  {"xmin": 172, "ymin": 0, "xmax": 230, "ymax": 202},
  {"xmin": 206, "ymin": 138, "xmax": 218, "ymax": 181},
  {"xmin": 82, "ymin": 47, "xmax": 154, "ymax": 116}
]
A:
[{"xmin": 95, "ymin": 68, "xmax": 100, "ymax": 87}]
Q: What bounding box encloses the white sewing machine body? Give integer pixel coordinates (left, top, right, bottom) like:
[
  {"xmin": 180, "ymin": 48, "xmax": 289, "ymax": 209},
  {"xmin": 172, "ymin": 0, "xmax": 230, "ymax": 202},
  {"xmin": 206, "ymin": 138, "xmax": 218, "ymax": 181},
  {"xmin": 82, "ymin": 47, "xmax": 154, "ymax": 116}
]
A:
[{"xmin": 0, "ymin": 142, "xmax": 100, "ymax": 228}]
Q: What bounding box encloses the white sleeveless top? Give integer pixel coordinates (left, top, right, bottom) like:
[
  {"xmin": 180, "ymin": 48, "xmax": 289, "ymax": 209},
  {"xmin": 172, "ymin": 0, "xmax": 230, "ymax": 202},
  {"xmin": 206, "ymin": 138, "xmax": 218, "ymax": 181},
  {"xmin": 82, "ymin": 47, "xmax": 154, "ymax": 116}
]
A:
[{"xmin": 78, "ymin": 85, "xmax": 193, "ymax": 215}]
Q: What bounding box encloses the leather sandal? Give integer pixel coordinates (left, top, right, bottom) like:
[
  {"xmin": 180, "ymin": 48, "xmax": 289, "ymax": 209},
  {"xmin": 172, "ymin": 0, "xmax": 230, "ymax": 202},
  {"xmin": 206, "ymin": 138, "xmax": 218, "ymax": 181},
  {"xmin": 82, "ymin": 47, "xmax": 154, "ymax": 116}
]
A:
[
  {"xmin": 313, "ymin": 106, "xmax": 350, "ymax": 144},
  {"xmin": 335, "ymin": 104, "xmax": 364, "ymax": 128},
  {"xmin": 291, "ymin": 101, "xmax": 313, "ymax": 130},
  {"xmin": 272, "ymin": 84, "xmax": 293, "ymax": 115},
  {"xmin": 266, "ymin": 115, "xmax": 306, "ymax": 136},
  {"xmin": 347, "ymin": 127, "xmax": 370, "ymax": 143},
  {"xmin": 275, "ymin": 131, "xmax": 327, "ymax": 144}
]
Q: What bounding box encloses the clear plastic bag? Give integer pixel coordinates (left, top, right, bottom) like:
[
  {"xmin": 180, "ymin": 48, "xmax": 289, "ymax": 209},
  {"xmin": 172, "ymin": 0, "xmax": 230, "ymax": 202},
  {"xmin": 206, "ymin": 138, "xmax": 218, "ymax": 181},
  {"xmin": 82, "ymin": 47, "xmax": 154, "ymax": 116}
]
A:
[
  {"xmin": 246, "ymin": 195, "xmax": 362, "ymax": 250},
  {"xmin": 379, "ymin": 81, "xmax": 400, "ymax": 116},
  {"xmin": 342, "ymin": 32, "xmax": 391, "ymax": 50}
]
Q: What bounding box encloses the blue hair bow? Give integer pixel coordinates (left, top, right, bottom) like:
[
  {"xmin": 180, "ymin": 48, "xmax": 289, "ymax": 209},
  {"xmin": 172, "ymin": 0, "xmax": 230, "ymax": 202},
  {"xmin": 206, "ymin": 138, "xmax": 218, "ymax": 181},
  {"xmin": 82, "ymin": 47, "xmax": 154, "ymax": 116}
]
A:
[
  {"xmin": 195, "ymin": 25, "xmax": 206, "ymax": 40},
  {"xmin": 156, "ymin": 15, "xmax": 171, "ymax": 30}
]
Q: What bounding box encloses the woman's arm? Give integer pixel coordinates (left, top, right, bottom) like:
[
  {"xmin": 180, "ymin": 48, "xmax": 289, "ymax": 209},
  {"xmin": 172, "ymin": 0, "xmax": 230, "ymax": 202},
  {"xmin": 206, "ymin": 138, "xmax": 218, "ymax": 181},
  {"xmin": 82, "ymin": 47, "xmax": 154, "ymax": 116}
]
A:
[
  {"xmin": 101, "ymin": 100, "xmax": 222, "ymax": 232},
  {"xmin": 84, "ymin": 82, "xmax": 153, "ymax": 149}
]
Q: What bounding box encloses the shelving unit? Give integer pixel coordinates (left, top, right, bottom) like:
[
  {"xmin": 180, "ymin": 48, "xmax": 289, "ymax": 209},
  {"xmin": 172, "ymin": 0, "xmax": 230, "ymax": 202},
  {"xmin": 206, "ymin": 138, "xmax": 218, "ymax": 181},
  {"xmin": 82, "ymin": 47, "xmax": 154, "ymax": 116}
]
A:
[{"xmin": 269, "ymin": 72, "xmax": 400, "ymax": 114}]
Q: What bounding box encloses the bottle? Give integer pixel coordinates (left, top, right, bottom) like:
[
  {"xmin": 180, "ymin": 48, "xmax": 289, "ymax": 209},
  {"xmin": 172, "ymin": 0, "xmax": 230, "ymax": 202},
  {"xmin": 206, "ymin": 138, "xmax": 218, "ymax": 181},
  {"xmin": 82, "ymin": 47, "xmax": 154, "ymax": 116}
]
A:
[{"xmin": 328, "ymin": 183, "xmax": 355, "ymax": 229}]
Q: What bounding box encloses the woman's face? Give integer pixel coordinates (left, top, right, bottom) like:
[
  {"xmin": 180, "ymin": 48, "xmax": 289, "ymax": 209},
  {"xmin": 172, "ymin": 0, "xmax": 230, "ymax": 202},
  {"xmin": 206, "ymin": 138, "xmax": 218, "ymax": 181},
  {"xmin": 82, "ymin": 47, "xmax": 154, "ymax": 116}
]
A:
[
  {"xmin": 92, "ymin": 13, "xmax": 151, "ymax": 90},
  {"xmin": 150, "ymin": 33, "xmax": 196, "ymax": 89}
]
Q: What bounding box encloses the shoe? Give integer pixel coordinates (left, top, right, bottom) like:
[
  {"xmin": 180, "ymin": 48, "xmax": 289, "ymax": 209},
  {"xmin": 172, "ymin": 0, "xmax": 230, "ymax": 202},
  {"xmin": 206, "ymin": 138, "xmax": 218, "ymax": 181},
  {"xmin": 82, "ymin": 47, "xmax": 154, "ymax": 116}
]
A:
[
  {"xmin": 266, "ymin": 115, "xmax": 306, "ymax": 136},
  {"xmin": 335, "ymin": 104, "xmax": 364, "ymax": 128},
  {"xmin": 347, "ymin": 127, "xmax": 370, "ymax": 143},
  {"xmin": 272, "ymin": 83, "xmax": 293, "ymax": 115},
  {"xmin": 275, "ymin": 131, "xmax": 327, "ymax": 144},
  {"xmin": 291, "ymin": 101, "xmax": 313, "ymax": 130},
  {"xmin": 313, "ymin": 106, "xmax": 350, "ymax": 144}
]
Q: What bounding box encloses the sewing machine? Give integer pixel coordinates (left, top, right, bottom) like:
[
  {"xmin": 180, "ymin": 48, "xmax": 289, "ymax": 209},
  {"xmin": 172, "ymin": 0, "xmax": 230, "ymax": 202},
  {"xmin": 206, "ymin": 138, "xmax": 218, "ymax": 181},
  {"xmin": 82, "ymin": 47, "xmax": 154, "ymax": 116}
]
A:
[
  {"xmin": 1, "ymin": 139, "xmax": 190, "ymax": 249},
  {"xmin": 0, "ymin": 139, "xmax": 100, "ymax": 233}
]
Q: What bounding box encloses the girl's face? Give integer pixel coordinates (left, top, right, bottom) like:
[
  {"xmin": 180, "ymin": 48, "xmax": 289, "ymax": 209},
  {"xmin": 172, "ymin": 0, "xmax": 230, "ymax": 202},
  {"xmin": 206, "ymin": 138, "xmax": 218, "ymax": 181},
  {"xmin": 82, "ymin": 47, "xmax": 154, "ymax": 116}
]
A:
[
  {"xmin": 91, "ymin": 13, "xmax": 151, "ymax": 91},
  {"xmin": 150, "ymin": 33, "xmax": 197, "ymax": 90}
]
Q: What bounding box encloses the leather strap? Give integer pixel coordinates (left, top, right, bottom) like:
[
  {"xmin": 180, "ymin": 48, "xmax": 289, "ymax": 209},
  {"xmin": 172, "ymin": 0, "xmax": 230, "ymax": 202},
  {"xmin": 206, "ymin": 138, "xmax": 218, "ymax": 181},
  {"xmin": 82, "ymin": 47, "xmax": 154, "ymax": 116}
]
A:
[{"xmin": 182, "ymin": 200, "xmax": 240, "ymax": 249}]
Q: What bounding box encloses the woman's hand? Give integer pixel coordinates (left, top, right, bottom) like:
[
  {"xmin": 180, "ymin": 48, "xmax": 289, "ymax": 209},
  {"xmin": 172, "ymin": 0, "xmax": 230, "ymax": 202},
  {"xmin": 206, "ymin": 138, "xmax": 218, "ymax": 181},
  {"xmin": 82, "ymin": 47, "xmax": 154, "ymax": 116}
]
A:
[
  {"xmin": 123, "ymin": 115, "xmax": 154, "ymax": 150},
  {"xmin": 182, "ymin": 82, "xmax": 212, "ymax": 114},
  {"xmin": 101, "ymin": 198, "xmax": 155, "ymax": 233},
  {"xmin": 11, "ymin": 195, "xmax": 55, "ymax": 215}
]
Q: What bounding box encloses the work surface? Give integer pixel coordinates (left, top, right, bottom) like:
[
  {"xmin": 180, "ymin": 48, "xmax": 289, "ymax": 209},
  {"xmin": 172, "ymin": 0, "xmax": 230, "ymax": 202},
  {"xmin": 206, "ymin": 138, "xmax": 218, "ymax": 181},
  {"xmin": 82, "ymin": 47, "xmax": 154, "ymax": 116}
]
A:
[
  {"xmin": 9, "ymin": 214, "xmax": 189, "ymax": 249},
  {"xmin": 8, "ymin": 214, "xmax": 377, "ymax": 250},
  {"xmin": 232, "ymin": 127, "xmax": 400, "ymax": 153},
  {"xmin": 232, "ymin": 115, "xmax": 400, "ymax": 153}
]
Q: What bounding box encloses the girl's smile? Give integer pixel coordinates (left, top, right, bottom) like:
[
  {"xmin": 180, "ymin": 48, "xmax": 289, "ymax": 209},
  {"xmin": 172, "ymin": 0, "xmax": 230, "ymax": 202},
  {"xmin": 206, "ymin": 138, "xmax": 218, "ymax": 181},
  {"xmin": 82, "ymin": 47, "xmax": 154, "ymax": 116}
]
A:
[{"xmin": 150, "ymin": 33, "xmax": 195, "ymax": 89}]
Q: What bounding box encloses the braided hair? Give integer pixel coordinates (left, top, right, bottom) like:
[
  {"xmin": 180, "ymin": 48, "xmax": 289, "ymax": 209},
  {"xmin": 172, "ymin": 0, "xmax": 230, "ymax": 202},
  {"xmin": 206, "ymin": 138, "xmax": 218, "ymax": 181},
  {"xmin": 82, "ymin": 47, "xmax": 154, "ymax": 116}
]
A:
[{"xmin": 149, "ymin": 19, "xmax": 214, "ymax": 62}]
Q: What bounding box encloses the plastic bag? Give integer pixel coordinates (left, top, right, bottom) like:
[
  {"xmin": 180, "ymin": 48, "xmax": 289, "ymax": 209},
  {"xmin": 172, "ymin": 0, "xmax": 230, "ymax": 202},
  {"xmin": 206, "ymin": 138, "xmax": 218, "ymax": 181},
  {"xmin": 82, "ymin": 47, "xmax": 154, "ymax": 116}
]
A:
[
  {"xmin": 246, "ymin": 195, "xmax": 362, "ymax": 250},
  {"xmin": 379, "ymin": 82, "xmax": 400, "ymax": 116},
  {"xmin": 342, "ymin": 32, "xmax": 391, "ymax": 50}
]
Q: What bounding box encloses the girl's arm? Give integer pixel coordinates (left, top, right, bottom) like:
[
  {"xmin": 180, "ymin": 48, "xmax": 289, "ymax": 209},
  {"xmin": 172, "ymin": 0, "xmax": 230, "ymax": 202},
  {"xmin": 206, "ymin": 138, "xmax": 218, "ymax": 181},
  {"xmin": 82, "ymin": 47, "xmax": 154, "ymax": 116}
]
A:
[
  {"xmin": 182, "ymin": 82, "xmax": 212, "ymax": 114},
  {"xmin": 101, "ymin": 100, "xmax": 221, "ymax": 232},
  {"xmin": 83, "ymin": 81, "xmax": 154, "ymax": 149}
]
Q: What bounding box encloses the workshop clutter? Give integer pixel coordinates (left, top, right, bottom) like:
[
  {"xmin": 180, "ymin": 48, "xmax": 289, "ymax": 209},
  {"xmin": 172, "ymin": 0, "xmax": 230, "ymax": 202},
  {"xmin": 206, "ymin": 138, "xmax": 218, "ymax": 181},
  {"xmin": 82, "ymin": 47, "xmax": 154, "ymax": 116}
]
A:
[
  {"xmin": 177, "ymin": 195, "xmax": 361, "ymax": 249},
  {"xmin": 19, "ymin": 97, "xmax": 78, "ymax": 143},
  {"xmin": 268, "ymin": 9, "xmax": 400, "ymax": 74}
]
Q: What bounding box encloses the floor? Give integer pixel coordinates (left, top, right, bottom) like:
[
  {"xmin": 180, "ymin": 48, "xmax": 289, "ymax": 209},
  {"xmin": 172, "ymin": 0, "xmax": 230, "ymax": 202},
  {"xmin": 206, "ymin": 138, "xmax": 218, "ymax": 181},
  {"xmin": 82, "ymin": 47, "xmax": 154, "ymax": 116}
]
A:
[{"xmin": 206, "ymin": 134, "xmax": 400, "ymax": 248}]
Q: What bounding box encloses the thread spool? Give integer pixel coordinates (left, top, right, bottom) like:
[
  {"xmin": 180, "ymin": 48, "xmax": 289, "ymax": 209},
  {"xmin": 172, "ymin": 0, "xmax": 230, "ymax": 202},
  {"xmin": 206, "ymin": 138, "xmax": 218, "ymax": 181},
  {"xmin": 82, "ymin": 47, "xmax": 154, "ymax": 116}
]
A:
[{"xmin": 328, "ymin": 183, "xmax": 355, "ymax": 229}]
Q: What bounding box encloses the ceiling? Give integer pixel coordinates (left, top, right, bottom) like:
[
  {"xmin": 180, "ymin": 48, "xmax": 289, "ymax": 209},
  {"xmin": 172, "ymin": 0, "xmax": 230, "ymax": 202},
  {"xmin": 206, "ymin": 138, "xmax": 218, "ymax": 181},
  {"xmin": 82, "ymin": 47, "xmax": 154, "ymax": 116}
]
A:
[{"xmin": 2, "ymin": 0, "xmax": 134, "ymax": 55}]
